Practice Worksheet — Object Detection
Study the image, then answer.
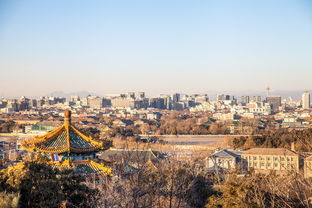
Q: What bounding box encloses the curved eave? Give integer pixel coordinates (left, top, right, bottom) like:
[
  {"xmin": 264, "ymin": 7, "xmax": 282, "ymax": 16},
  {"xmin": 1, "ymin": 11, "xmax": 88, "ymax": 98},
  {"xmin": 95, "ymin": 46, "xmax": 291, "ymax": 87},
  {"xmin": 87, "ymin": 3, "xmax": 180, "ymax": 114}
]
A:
[
  {"xmin": 50, "ymin": 159, "xmax": 112, "ymax": 176},
  {"xmin": 22, "ymin": 125, "xmax": 65, "ymax": 146},
  {"xmin": 23, "ymin": 145, "xmax": 99, "ymax": 154},
  {"xmin": 71, "ymin": 125, "xmax": 103, "ymax": 148},
  {"xmin": 22, "ymin": 122, "xmax": 104, "ymax": 154}
]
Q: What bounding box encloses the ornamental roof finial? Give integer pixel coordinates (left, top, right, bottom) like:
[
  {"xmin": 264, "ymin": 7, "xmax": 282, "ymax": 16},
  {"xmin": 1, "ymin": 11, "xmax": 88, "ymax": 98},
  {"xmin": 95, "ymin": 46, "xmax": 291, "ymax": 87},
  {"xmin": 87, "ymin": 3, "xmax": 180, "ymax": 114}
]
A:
[{"xmin": 64, "ymin": 109, "xmax": 71, "ymax": 125}]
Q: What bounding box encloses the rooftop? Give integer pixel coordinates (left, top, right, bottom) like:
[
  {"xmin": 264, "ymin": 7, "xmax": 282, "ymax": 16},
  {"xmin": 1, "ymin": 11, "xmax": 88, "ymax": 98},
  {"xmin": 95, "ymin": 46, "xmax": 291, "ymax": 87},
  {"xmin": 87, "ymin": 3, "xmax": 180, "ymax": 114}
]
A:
[
  {"xmin": 242, "ymin": 148, "xmax": 298, "ymax": 156},
  {"xmin": 22, "ymin": 110, "xmax": 103, "ymax": 154},
  {"xmin": 97, "ymin": 148, "xmax": 164, "ymax": 164}
]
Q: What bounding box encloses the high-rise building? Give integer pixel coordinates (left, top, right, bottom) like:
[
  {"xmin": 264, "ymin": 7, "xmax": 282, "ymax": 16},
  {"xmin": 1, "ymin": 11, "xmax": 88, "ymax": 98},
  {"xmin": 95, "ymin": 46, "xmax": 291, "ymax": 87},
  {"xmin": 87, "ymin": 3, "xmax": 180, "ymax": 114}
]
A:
[
  {"xmin": 252, "ymin": 96, "xmax": 262, "ymax": 103},
  {"xmin": 135, "ymin": 92, "xmax": 145, "ymax": 100},
  {"xmin": 172, "ymin": 93, "xmax": 181, "ymax": 103},
  {"xmin": 164, "ymin": 96, "xmax": 172, "ymax": 110},
  {"xmin": 126, "ymin": 92, "xmax": 135, "ymax": 99},
  {"xmin": 70, "ymin": 96, "xmax": 80, "ymax": 103},
  {"xmin": 266, "ymin": 96, "xmax": 281, "ymax": 112},
  {"xmin": 89, "ymin": 97, "xmax": 103, "ymax": 109},
  {"xmin": 241, "ymin": 96, "xmax": 250, "ymax": 105},
  {"xmin": 217, "ymin": 94, "xmax": 225, "ymax": 101},
  {"xmin": 302, "ymin": 91, "xmax": 310, "ymax": 109},
  {"xmin": 217, "ymin": 94, "xmax": 234, "ymax": 101},
  {"xmin": 149, "ymin": 98, "xmax": 165, "ymax": 109}
]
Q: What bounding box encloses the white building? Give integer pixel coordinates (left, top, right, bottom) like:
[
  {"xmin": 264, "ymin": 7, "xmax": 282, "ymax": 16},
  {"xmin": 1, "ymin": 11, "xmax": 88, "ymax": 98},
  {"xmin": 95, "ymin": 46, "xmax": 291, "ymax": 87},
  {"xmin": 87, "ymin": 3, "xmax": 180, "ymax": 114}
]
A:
[
  {"xmin": 247, "ymin": 102, "xmax": 271, "ymax": 115},
  {"xmin": 206, "ymin": 149, "xmax": 242, "ymax": 171},
  {"xmin": 302, "ymin": 91, "xmax": 310, "ymax": 109}
]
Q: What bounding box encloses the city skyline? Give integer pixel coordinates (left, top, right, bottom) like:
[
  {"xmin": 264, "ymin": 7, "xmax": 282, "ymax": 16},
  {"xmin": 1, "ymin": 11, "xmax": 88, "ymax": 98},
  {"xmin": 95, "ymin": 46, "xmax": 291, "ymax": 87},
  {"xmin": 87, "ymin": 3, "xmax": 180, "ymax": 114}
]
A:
[
  {"xmin": 1, "ymin": 89, "xmax": 311, "ymax": 101},
  {"xmin": 2, "ymin": 87, "xmax": 312, "ymax": 99},
  {"xmin": 1, "ymin": 0, "xmax": 312, "ymax": 97},
  {"xmin": 1, "ymin": 1, "xmax": 312, "ymax": 207}
]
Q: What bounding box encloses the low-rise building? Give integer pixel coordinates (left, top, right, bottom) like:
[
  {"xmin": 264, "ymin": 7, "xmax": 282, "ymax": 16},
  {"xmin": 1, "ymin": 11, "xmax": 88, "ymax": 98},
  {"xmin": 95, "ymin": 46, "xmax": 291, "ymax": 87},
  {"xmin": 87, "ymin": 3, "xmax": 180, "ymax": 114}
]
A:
[
  {"xmin": 247, "ymin": 102, "xmax": 271, "ymax": 115},
  {"xmin": 112, "ymin": 119, "xmax": 134, "ymax": 127},
  {"xmin": 213, "ymin": 113, "xmax": 239, "ymax": 121},
  {"xmin": 147, "ymin": 112, "xmax": 162, "ymax": 120},
  {"xmin": 241, "ymin": 148, "xmax": 300, "ymax": 174},
  {"xmin": 206, "ymin": 149, "xmax": 242, "ymax": 171},
  {"xmin": 304, "ymin": 156, "xmax": 312, "ymax": 178}
]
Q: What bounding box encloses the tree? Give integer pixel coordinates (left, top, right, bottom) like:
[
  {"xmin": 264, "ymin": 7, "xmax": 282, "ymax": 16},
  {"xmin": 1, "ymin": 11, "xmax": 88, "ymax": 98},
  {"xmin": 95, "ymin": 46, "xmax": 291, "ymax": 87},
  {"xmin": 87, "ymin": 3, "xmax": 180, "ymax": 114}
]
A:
[
  {"xmin": 232, "ymin": 137, "xmax": 247, "ymax": 149},
  {"xmin": 0, "ymin": 161, "xmax": 95, "ymax": 208}
]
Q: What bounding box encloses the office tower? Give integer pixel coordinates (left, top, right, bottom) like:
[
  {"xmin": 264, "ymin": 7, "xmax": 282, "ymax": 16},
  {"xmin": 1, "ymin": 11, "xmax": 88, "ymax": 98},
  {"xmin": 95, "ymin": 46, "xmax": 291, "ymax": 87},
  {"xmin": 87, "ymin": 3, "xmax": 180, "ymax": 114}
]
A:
[
  {"xmin": 241, "ymin": 96, "xmax": 250, "ymax": 105},
  {"xmin": 266, "ymin": 96, "xmax": 281, "ymax": 112},
  {"xmin": 164, "ymin": 96, "xmax": 172, "ymax": 110},
  {"xmin": 253, "ymin": 96, "xmax": 262, "ymax": 103},
  {"xmin": 149, "ymin": 98, "xmax": 165, "ymax": 109},
  {"xmin": 135, "ymin": 92, "xmax": 145, "ymax": 100},
  {"xmin": 172, "ymin": 93, "xmax": 181, "ymax": 103},
  {"xmin": 302, "ymin": 91, "xmax": 310, "ymax": 109},
  {"xmin": 70, "ymin": 96, "xmax": 80, "ymax": 103},
  {"xmin": 89, "ymin": 97, "xmax": 103, "ymax": 109},
  {"xmin": 126, "ymin": 92, "xmax": 135, "ymax": 99},
  {"xmin": 225, "ymin": 95, "xmax": 232, "ymax": 100},
  {"xmin": 217, "ymin": 94, "xmax": 225, "ymax": 101}
]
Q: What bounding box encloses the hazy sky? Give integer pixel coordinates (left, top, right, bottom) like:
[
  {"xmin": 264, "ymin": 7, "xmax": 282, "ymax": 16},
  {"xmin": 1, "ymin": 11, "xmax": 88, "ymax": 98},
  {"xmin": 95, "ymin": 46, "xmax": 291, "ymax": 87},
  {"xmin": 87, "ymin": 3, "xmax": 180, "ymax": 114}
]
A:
[{"xmin": 0, "ymin": 0, "xmax": 312, "ymax": 97}]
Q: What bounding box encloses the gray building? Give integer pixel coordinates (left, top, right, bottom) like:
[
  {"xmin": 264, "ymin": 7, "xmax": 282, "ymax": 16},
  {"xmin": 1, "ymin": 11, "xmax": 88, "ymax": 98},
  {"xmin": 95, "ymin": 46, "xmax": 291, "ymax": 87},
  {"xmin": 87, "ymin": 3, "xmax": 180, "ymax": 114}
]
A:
[
  {"xmin": 266, "ymin": 96, "xmax": 281, "ymax": 112},
  {"xmin": 206, "ymin": 149, "xmax": 242, "ymax": 171}
]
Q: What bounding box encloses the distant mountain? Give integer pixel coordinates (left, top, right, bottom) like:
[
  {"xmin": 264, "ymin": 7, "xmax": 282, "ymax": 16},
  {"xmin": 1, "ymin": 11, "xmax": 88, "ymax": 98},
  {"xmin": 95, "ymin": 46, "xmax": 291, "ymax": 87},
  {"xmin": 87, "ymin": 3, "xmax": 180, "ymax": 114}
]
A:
[
  {"xmin": 207, "ymin": 90, "xmax": 311, "ymax": 101},
  {"xmin": 47, "ymin": 91, "xmax": 100, "ymax": 99},
  {"xmin": 46, "ymin": 90, "xmax": 310, "ymax": 101}
]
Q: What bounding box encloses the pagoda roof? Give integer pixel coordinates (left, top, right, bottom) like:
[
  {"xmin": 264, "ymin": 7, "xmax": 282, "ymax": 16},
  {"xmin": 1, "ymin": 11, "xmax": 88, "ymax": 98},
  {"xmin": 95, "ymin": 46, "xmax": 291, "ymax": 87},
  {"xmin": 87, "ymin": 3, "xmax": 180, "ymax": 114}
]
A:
[
  {"xmin": 50, "ymin": 159, "xmax": 111, "ymax": 176},
  {"xmin": 4, "ymin": 160, "xmax": 111, "ymax": 176},
  {"xmin": 22, "ymin": 110, "xmax": 103, "ymax": 154}
]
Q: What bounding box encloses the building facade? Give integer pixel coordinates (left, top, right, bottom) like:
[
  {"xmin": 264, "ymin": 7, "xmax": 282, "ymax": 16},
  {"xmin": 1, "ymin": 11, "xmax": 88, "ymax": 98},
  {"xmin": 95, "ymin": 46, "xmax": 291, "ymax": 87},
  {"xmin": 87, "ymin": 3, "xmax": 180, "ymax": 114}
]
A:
[
  {"xmin": 206, "ymin": 149, "xmax": 242, "ymax": 171},
  {"xmin": 241, "ymin": 148, "xmax": 300, "ymax": 174},
  {"xmin": 266, "ymin": 96, "xmax": 281, "ymax": 113},
  {"xmin": 302, "ymin": 91, "xmax": 310, "ymax": 109}
]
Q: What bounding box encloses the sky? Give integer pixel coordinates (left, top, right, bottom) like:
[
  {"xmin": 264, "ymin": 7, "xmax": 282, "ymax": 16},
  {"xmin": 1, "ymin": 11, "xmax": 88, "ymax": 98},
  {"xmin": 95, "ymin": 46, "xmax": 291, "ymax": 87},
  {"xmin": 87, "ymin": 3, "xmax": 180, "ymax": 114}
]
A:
[{"xmin": 0, "ymin": 0, "xmax": 312, "ymax": 98}]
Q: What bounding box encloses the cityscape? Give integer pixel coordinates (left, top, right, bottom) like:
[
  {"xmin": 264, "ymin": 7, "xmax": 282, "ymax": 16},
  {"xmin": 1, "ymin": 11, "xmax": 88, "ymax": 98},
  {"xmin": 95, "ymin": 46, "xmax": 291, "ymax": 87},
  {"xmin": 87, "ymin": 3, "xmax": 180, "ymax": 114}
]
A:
[
  {"xmin": 1, "ymin": 0, "xmax": 312, "ymax": 208},
  {"xmin": 1, "ymin": 89, "xmax": 312, "ymax": 207}
]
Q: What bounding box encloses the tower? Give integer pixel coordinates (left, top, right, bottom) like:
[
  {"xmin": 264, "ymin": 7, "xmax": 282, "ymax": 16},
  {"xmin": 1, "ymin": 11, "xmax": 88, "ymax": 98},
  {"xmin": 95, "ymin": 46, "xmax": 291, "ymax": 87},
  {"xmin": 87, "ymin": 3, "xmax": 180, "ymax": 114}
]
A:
[
  {"xmin": 266, "ymin": 86, "xmax": 270, "ymax": 97},
  {"xmin": 22, "ymin": 110, "xmax": 111, "ymax": 176},
  {"xmin": 302, "ymin": 91, "xmax": 310, "ymax": 109}
]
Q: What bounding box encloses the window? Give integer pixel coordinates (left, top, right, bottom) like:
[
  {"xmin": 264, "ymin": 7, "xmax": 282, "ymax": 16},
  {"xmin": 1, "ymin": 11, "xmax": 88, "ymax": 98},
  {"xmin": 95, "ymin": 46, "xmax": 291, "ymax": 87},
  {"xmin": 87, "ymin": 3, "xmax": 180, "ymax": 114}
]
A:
[
  {"xmin": 274, "ymin": 157, "xmax": 278, "ymax": 161},
  {"xmin": 281, "ymin": 157, "xmax": 285, "ymax": 161},
  {"xmin": 267, "ymin": 157, "xmax": 271, "ymax": 160},
  {"xmin": 253, "ymin": 156, "xmax": 257, "ymax": 160},
  {"xmin": 254, "ymin": 162, "xmax": 258, "ymax": 167},
  {"xmin": 274, "ymin": 163, "xmax": 278, "ymax": 167}
]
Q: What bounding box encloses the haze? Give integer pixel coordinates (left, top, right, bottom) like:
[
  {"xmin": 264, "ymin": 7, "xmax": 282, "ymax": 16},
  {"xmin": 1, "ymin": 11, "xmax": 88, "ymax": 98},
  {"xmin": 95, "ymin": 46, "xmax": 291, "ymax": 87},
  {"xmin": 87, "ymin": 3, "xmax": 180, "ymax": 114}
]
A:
[{"xmin": 0, "ymin": 0, "xmax": 312, "ymax": 97}]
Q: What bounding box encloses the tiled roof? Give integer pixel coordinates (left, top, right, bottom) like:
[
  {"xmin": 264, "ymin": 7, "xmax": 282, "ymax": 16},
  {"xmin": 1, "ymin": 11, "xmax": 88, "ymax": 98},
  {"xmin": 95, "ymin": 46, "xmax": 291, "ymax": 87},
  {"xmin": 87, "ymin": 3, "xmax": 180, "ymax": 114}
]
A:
[
  {"xmin": 22, "ymin": 111, "xmax": 103, "ymax": 154},
  {"xmin": 209, "ymin": 149, "xmax": 240, "ymax": 159},
  {"xmin": 242, "ymin": 148, "xmax": 298, "ymax": 156},
  {"xmin": 51, "ymin": 160, "xmax": 111, "ymax": 176},
  {"xmin": 97, "ymin": 148, "xmax": 163, "ymax": 164}
]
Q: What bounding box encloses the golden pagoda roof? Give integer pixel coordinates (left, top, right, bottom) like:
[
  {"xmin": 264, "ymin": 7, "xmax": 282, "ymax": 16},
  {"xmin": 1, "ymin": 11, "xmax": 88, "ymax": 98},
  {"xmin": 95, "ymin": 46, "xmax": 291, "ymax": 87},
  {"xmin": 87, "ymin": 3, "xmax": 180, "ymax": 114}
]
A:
[
  {"xmin": 22, "ymin": 110, "xmax": 103, "ymax": 154},
  {"xmin": 3, "ymin": 160, "xmax": 111, "ymax": 176},
  {"xmin": 50, "ymin": 159, "xmax": 112, "ymax": 176}
]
